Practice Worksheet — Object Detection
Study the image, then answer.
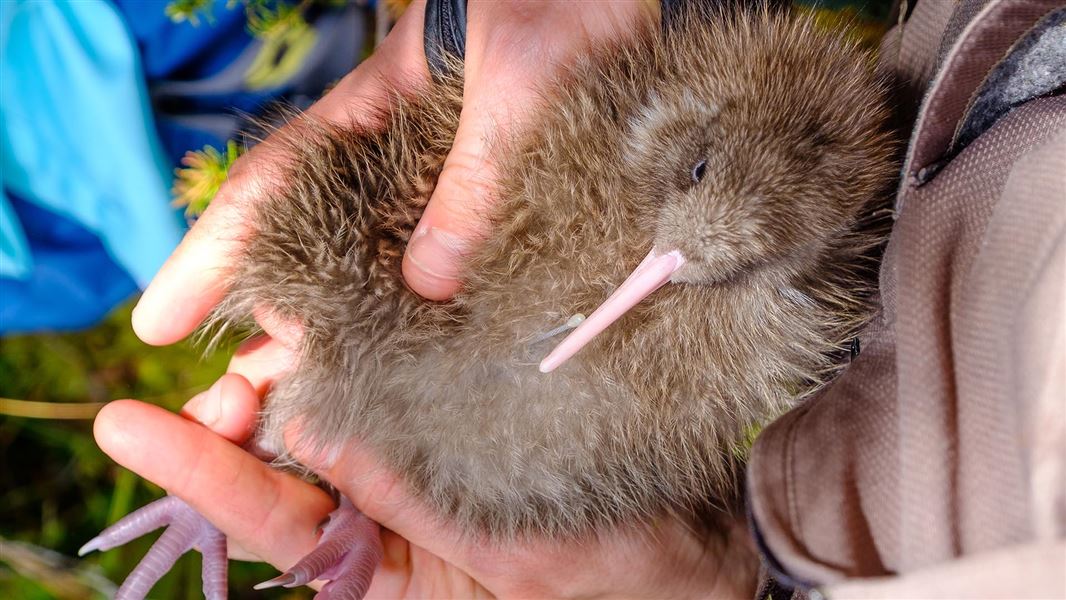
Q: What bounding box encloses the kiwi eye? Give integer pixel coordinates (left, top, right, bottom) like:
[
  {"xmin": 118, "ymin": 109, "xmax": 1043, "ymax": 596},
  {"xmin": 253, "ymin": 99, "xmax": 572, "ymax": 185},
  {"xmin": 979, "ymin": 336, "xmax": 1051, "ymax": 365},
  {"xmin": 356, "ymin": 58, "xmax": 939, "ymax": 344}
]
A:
[{"xmin": 691, "ymin": 159, "xmax": 707, "ymax": 183}]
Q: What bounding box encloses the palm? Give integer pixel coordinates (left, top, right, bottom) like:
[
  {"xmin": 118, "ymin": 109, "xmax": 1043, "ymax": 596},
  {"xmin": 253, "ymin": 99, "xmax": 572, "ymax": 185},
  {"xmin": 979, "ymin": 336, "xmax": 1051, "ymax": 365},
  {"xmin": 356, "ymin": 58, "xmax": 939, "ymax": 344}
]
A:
[{"xmin": 367, "ymin": 537, "xmax": 490, "ymax": 599}]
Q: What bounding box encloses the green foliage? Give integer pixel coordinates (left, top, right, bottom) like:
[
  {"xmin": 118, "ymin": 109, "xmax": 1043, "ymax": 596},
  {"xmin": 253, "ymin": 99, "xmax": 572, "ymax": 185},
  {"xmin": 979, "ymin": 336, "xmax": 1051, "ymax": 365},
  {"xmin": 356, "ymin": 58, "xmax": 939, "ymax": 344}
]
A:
[
  {"xmin": 164, "ymin": 0, "xmax": 218, "ymax": 26},
  {"xmin": 164, "ymin": 0, "xmax": 340, "ymax": 41},
  {"xmin": 0, "ymin": 301, "xmax": 307, "ymax": 598},
  {"xmin": 244, "ymin": 3, "xmax": 319, "ymax": 90},
  {"xmin": 171, "ymin": 140, "xmax": 244, "ymax": 219},
  {"xmin": 245, "ymin": 0, "xmax": 309, "ymax": 39}
]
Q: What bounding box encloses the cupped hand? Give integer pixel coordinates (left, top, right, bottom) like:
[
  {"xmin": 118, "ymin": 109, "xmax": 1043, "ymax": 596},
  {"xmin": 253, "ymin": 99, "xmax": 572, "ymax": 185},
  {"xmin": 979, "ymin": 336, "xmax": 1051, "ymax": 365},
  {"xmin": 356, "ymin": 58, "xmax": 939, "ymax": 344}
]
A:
[
  {"xmin": 94, "ymin": 338, "xmax": 753, "ymax": 598},
  {"xmin": 101, "ymin": 2, "xmax": 751, "ymax": 595},
  {"xmin": 132, "ymin": 1, "xmax": 651, "ymax": 351}
]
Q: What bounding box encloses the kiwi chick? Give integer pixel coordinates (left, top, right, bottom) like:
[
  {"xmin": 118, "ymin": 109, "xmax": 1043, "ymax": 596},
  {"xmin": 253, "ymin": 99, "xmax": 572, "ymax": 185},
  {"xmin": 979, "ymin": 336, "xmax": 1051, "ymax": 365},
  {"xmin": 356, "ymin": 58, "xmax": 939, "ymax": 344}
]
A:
[
  {"xmin": 209, "ymin": 6, "xmax": 897, "ymax": 543},
  {"xmin": 81, "ymin": 8, "xmax": 900, "ymax": 598}
]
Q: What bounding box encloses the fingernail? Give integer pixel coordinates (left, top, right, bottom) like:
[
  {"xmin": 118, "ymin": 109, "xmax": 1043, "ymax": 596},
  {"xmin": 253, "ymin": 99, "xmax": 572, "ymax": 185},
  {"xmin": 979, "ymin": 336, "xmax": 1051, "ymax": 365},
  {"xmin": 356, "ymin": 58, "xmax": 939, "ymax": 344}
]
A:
[
  {"xmin": 406, "ymin": 226, "xmax": 470, "ymax": 284},
  {"xmin": 186, "ymin": 378, "xmax": 224, "ymax": 427}
]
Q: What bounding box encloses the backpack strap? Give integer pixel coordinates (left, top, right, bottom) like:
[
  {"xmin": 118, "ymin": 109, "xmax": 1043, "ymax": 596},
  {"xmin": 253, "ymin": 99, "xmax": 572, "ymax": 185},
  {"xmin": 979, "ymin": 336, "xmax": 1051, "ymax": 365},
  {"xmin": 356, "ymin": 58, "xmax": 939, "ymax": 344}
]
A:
[{"xmin": 423, "ymin": 0, "xmax": 467, "ymax": 80}]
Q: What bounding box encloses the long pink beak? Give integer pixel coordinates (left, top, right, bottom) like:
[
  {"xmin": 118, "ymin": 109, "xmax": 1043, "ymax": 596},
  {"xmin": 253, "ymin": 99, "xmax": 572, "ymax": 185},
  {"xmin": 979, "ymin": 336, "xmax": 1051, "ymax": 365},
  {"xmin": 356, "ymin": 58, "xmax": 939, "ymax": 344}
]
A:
[{"xmin": 539, "ymin": 247, "xmax": 686, "ymax": 373}]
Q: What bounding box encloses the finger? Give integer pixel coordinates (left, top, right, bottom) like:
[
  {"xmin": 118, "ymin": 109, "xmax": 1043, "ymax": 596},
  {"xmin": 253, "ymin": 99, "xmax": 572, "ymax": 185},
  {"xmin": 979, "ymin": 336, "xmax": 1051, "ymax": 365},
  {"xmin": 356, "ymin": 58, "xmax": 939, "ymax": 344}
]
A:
[
  {"xmin": 132, "ymin": 1, "xmax": 432, "ymax": 346},
  {"xmin": 94, "ymin": 399, "xmax": 335, "ymax": 570},
  {"xmin": 179, "ymin": 373, "xmax": 263, "ymax": 562},
  {"xmin": 402, "ymin": 1, "xmax": 651, "ymax": 300},
  {"xmin": 179, "ymin": 373, "xmax": 261, "ymax": 444},
  {"xmin": 361, "ymin": 530, "xmax": 414, "ymax": 599},
  {"xmin": 226, "ymin": 335, "xmax": 298, "ymax": 398},
  {"xmin": 284, "ymin": 431, "xmax": 467, "ymax": 564},
  {"xmin": 178, "ymin": 372, "xmax": 276, "ymax": 563},
  {"xmin": 364, "ymin": 532, "xmax": 490, "ymax": 600}
]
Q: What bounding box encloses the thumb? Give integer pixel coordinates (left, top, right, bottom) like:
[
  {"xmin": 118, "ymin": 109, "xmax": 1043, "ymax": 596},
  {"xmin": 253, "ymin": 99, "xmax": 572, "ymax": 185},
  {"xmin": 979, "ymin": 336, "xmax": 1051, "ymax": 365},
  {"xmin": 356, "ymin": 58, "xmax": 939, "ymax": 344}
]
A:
[
  {"xmin": 402, "ymin": 3, "xmax": 562, "ymax": 301},
  {"xmin": 400, "ymin": 73, "xmax": 513, "ymax": 301},
  {"xmin": 401, "ymin": 2, "xmax": 651, "ymax": 301}
]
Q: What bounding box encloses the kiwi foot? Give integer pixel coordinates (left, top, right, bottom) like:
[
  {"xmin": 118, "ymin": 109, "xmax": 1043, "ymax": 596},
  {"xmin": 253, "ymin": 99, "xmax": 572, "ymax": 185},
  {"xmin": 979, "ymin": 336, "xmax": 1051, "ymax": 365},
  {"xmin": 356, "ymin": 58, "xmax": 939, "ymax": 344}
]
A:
[
  {"xmin": 255, "ymin": 497, "xmax": 383, "ymax": 599},
  {"xmin": 79, "ymin": 495, "xmax": 227, "ymax": 599}
]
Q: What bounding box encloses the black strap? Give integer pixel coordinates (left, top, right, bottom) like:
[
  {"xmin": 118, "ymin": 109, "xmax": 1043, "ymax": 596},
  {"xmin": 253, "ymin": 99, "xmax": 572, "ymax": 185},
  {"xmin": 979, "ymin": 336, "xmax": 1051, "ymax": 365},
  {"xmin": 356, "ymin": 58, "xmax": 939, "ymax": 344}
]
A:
[{"xmin": 424, "ymin": 0, "xmax": 467, "ymax": 80}]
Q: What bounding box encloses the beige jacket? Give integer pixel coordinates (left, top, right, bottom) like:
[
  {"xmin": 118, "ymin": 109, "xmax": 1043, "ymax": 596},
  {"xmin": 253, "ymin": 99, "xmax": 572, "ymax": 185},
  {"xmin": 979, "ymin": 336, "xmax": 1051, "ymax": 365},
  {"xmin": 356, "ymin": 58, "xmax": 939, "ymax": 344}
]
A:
[{"xmin": 747, "ymin": 1, "xmax": 1066, "ymax": 598}]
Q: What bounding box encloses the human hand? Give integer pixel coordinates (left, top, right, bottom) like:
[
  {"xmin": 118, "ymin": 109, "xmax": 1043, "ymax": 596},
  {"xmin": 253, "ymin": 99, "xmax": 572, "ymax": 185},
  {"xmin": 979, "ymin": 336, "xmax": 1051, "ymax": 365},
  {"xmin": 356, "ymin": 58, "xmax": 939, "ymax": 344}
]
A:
[
  {"xmin": 131, "ymin": 1, "xmax": 651, "ymax": 354},
  {"xmin": 94, "ymin": 343, "xmax": 756, "ymax": 598}
]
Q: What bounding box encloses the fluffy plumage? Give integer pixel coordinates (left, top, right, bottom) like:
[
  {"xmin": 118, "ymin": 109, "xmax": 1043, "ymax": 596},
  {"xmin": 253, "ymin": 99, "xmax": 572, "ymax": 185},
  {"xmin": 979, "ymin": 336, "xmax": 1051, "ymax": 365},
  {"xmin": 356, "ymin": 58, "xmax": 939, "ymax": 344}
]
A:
[{"xmin": 209, "ymin": 8, "xmax": 897, "ymax": 540}]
